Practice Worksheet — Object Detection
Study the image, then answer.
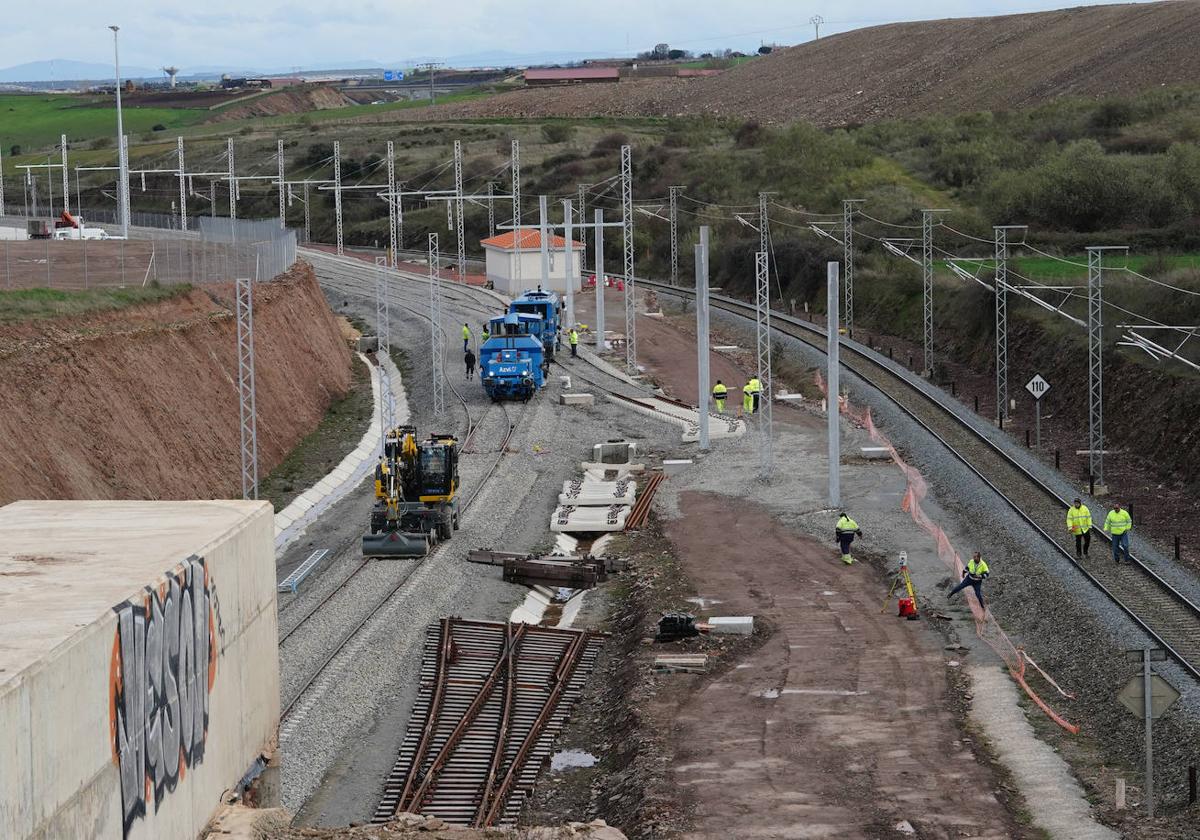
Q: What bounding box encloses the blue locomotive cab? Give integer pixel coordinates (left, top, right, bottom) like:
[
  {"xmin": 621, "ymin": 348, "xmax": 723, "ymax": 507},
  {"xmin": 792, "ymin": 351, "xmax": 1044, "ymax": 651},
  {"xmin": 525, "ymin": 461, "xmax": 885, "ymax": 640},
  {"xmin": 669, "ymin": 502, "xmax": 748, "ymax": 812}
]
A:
[
  {"xmin": 510, "ymin": 287, "xmax": 561, "ymax": 360},
  {"xmin": 479, "ymin": 312, "xmax": 548, "ymax": 401}
]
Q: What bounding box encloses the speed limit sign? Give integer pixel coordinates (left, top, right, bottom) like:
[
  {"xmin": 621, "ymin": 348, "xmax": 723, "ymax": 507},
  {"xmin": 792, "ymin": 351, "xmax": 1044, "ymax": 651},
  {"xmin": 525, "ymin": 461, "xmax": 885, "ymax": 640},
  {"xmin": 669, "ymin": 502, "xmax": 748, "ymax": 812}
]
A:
[{"xmin": 1025, "ymin": 374, "xmax": 1051, "ymax": 400}]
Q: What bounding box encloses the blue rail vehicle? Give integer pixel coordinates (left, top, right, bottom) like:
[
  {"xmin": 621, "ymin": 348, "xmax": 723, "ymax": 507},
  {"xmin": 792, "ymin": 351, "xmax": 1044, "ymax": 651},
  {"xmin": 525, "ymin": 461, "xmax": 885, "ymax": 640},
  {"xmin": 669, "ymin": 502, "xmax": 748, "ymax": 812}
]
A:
[
  {"xmin": 509, "ymin": 287, "xmax": 562, "ymax": 360},
  {"xmin": 480, "ymin": 312, "xmax": 550, "ymax": 401}
]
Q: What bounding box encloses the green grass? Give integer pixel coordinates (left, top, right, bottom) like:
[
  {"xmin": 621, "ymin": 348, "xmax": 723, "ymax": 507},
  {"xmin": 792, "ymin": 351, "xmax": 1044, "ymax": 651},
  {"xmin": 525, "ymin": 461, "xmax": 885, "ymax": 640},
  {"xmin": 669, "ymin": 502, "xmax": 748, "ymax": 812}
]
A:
[
  {"xmin": 0, "ymin": 94, "xmax": 208, "ymax": 154},
  {"xmin": 937, "ymin": 253, "xmax": 1200, "ymax": 280},
  {"xmin": 0, "ymin": 285, "xmax": 191, "ymax": 321}
]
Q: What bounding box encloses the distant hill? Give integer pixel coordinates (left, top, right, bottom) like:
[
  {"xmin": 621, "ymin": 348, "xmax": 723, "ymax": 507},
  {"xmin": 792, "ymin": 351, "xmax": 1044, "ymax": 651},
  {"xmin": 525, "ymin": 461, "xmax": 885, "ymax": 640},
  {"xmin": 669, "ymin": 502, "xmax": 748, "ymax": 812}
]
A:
[
  {"xmin": 0, "ymin": 59, "xmax": 160, "ymax": 84},
  {"xmin": 407, "ymin": 1, "xmax": 1200, "ymax": 125}
]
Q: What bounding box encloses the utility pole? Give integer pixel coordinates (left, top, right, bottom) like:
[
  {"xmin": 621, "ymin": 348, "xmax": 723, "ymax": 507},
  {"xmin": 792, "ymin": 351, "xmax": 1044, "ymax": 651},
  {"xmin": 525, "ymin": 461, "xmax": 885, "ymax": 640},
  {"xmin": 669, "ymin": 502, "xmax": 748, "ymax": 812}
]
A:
[
  {"xmin": 302, "ymin": 181, "xmax": 311, "ymax": 242},
  {"xmin": 0, "ymin": 144, "xmax": 5, "ymax": 216},
  {"xmin": 594, "ymin": 209, "xmax": 605, "ymax": 352},
  {"xmin": 423, "ymin": 62, "xmax": 443, "ymax": 105},
  {"xmin": 386, "ymin": 141, "xmax": 397, "ymax": 266},
  {"xmin": 511, "ymin": 139, "xmax": 522, "ymax": 288},
  {"xmin": 668, "ymin": 185, "xmax": 684, "ymax": 286},
  {"xmin": 110, "ymin": 25, "xmax": 129, "ymax": 239},
  {"xmin": 539, "ymin": 194, "xmax": 551, "ymax": 288},
  {"xmin": 696, "ymin": 225, "xmax": 711, "ymax": 451},
  {"xmin": 333, "ymin": 140, "xmax": 343, "ymax": 255},
  {"xmin": 235, "ymin": 275, "xmax": 258, "ymax": 500},
  {"xmin": 994, "ymin": 225, "xmax": 1026, "ymax": 424},
  {"xmin": 756, "ymin": 248, "xmax": 773, "ymax": 478},
  {"xmin": 59, "ymin": 135, "xmax": 69, "ymax": 216},
  {"xmin": 486, "ymin": 181, "xmax": 496, "ymax": 238},
  {"xmin": 429, "ymin": 232, "xmax": 445, "ymax": 417},
  {"xmin": 177, "ymin": 137, "xmax": 187, "ymax": 231},
  {"xmin": 562, "ymin": 198, "xmax": 575, "ymax": 329},
  {"xmin": 1087, "ymin": 246, "xmax": 1127, "ymax": 491},
  {"xmin": 577, "ymin": 183, "xmax": 587, "ymax": 267},
  {"xmin": 277, "ymin": 139, "xmax": 286, "ymax": 230},
  {"xmin": 827, "ymin": 261, "xmax": 841, "ymax": 507},
  {"xmin": 375, "ymin": 257, "xmax": 395, "ymax": 444},
  {"xmin": 921, "ymin": 209, "xmax": 950, "ymax": 377},
  {"xmin": 621, "ymin": 144, "xmax": 637, "ymax": 375},
  {"xmin": 843, "ymin": 199, "xmax": 863, "ymax": 336},
  {"xmin": 810, "ymin": 14, "xmax": 824, "ymax": 40},
  {"xmin": 453, "ymin": 139, "xmax": 466, "ymax": 283},
  {"xmin": 227, "ymin": 138, "xmax": 237, "ymax": 225}
]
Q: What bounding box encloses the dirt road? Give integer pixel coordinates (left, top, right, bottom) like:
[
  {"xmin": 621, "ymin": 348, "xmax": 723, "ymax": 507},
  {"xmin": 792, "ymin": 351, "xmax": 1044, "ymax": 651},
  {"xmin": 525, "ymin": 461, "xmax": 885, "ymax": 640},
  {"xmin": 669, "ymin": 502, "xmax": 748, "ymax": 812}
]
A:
[{"xmin": 662, "ymin": 492, "xmax": 1020, "ymax": 839}]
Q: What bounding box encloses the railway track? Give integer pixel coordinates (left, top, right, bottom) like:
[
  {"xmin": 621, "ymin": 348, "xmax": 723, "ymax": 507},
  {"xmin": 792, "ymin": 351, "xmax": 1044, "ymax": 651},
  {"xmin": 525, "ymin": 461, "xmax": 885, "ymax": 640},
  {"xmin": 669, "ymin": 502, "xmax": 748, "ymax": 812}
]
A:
[
  {"xmin": 372, "ymin": 618, "xmax": 606, "ymax": 827},
  {"xmin": 279, "ymin": 257, "xmax": 528, "ymax": 721},
  {"xmin": 642, "ymin": 277, "xmax": 1200, "ymax": 680}
]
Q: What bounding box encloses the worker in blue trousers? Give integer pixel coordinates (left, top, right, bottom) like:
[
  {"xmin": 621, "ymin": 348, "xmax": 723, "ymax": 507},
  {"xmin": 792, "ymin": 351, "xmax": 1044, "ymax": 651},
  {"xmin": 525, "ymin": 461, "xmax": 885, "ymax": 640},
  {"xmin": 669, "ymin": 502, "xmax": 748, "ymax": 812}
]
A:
[
  {"xmin": 462, "ymin": 322, "xmax": 472, "ymax": 352},
  {"xmin": 1104, "ymin": 503, "xmax": 1133, "ymax": 563},
  {"xmin": 835, "ymin": 512, "xmax": 862, "ymax": 565},
  {"xmin": 948, "ymin": 552, "xmax": 990, "ymax": 610}
]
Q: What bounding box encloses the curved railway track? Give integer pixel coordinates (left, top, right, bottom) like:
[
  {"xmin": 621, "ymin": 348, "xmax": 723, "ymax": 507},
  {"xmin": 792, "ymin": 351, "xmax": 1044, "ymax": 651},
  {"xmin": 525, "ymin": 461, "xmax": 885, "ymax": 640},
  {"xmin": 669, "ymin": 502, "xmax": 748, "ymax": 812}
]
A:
[{"xmin": 642, "ymin": 277, "xmax": 1200, "ymax": 680}]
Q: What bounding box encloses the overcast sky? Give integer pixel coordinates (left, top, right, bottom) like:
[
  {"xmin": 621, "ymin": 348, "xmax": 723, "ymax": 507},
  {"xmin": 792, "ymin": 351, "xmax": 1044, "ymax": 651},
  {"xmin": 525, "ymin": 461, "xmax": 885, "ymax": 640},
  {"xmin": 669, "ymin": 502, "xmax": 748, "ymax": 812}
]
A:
[{"xmin": 1, "ymin": 0, "xmax": 1163, "ymax": 69}]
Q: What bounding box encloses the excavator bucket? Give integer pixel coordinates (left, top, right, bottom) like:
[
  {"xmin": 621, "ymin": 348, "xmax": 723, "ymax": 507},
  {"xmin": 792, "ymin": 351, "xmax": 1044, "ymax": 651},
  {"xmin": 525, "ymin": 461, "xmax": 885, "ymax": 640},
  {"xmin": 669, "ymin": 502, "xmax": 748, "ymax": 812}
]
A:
[{"xmin": 362, "ymin": 529, "xmax": 430, "ymax": 559}]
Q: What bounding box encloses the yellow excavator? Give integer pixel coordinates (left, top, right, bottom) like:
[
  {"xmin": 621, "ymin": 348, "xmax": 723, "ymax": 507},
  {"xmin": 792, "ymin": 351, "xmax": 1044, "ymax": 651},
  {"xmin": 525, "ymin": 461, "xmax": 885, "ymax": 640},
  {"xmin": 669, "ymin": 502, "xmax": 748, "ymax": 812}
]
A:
[{"xmin": 362, "ymin": 425, "xmax": 460, "ymax": 558}]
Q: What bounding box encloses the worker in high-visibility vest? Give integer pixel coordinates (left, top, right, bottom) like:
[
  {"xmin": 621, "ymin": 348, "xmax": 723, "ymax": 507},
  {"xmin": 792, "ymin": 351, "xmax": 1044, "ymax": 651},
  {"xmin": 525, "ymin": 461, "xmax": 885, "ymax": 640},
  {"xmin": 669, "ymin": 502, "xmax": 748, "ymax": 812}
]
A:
[
  {"xmin": 712, "ymin": 380, "xmax": 728, "ymax": 413},
  {"xmin": 569, "ymin": 327, "xmax": 579, "ymax": 357},
  {"xmin": 749, "ymin": 376, "xmax": 763, "ymax": 413},
  {"xmin": 462, "ymin": 323, "xmax": 472, "ymax": 352},
  {"xmin": 835, "ymin": 512, "xmax": 862, "ymax": 565},
  {"xmin": 742, "ymin": 377, "xmax": 762, "ymax": 415},
  {"xmin": 948, "ymin": 552, "xmax": 990, "ymax": 610},
  {"xmin": 1103, "ymin": 503, "xmax": 1133, "ymax": 564},
  {"xmin": 1066, "ymin": 497, "xmax": 1093, "ymax": 559},
  {"xmin": 481, "ymin": 323, "xmax": 491, "ymax": 342}
]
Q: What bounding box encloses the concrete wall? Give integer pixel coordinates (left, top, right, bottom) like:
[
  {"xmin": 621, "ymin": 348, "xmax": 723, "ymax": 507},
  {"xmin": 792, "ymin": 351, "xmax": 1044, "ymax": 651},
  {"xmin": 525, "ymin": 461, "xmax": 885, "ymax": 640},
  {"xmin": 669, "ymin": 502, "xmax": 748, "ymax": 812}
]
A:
[
  {"xmin": 485, "ymin": 247, "xmax": 583, "ymax": 296},
  {"xmin": 0, "ymin": 500, "xmax": 279, "ymax": 840}
]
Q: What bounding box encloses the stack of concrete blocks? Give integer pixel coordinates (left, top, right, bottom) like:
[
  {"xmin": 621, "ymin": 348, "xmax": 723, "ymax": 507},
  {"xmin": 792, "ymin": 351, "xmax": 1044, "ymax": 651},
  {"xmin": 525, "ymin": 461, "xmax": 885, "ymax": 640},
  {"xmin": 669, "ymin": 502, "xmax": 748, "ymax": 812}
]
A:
[
  {"xmin": 0, "ymin": 500, "xmax": 280, "ymax": 840},
  {"xmin": 602, "ymin": 394, "xmax": 746, "ymax": 443},
  {"xmin": 550, "ymin": 441, "xmax": 643, "ymax": 533}
]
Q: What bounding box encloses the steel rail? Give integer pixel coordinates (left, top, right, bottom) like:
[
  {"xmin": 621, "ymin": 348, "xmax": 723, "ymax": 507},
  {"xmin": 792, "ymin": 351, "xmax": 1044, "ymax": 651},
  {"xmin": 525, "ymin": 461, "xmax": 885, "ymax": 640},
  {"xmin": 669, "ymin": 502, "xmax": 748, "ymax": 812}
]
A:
[{"xmin": 642, "ymin": 277, "xmax": 1200, "ymax": 681}]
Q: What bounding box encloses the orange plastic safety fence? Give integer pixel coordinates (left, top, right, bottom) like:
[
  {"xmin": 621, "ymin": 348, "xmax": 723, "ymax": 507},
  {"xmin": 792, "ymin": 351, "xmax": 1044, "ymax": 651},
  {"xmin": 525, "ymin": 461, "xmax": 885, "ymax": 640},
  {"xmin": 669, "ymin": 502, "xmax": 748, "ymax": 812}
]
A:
[{"xmin": 815, "ymin": 371, "xmax": 1079, "ymax": 734}]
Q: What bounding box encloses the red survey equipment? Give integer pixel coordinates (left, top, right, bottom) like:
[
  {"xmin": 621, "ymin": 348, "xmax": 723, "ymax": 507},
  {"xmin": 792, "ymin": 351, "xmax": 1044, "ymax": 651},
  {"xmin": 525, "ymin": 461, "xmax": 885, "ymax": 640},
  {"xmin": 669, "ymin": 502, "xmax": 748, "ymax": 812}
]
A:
[{"xmin": 882, "ymin": 551, "xmax": 921, "ymax": 620}]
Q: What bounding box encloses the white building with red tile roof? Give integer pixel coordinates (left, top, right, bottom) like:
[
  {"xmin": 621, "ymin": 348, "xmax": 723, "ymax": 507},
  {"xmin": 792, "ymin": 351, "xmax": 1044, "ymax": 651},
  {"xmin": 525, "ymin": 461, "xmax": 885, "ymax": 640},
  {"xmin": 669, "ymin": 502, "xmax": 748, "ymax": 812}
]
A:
[{"xmin": 480, "ymin": 229, "xmax": 584, "ymax": 296}]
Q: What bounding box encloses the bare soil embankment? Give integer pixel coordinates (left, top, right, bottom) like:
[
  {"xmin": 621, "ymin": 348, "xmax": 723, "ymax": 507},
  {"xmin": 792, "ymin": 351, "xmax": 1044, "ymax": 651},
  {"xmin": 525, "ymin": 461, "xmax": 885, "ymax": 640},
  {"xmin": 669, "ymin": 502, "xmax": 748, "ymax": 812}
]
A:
[
  {"xmin": 214, "ymin": 85, "xmax": 355, "ymax": 121},
  {"xmin": 389, "ymin": 1, "xmax": 1200, "ymax": 126},
  {"xmin": 0, "ymin": 261, "xmax": 351, "ymax": 503}
]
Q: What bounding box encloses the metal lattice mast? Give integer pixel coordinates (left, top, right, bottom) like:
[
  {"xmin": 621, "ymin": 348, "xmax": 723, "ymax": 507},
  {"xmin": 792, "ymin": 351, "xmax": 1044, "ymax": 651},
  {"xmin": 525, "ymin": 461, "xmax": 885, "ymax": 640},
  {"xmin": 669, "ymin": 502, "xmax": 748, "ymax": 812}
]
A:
[
  {"xmin": 577, "ymin": 183, "xmax": 587, "ymax": 267},
  {"xmin": 276, "ymin": 139, "xmax": 286, "ymax": 229},
  {"xmin": 120, "ymin": 134, "xmax": 130, "ymax": 235},
  {"xmin": 669, "ymin": 185, "xmax": 683, "ymax": 285},
  {"xmin": 429, "ymin": 233, "xmax": 445, "ymax": 417},
  {"xmin": 386, "ymin": 141, "xmax": 397, "ymax": 266},
  {"xmin": 1087, "ymin": 246, "xmax": 1126, "ymax": 488},
  {"xmin": 538, "ymin": 195, "xmax": 551, "ymax": 290},
  {"xmin": 396, "ymin": 182, "xmax": 405, "ymax": 252},
  {"xmin": 511, "ymin": 139, "xmax": 522, "ymax": 286},
  {"xmin": 594, "ymin": 209, "xmax": 605, "ymax": 352},
  {"xmin": 487, "ymin": 181, "xmax": 495, "ymax": 238},
  {"xmin": 235, "ymin": 276, "xmax": 258, "ymax": 500},
  {"xmin": 756, "ymin": 250, "xmax": 773, "ymax": 478},
  {"xmin": 59, "ymin": 134, "xmax": 69, "ymax": 215},
  {"xmin": 227, "ymin": 138, "xmax": 237, "ymax": 222},
  {"xmin": 758, "ymin": 191, "xmax": 770, "ymax": 276},
  {"xmin": 0, "ymin": 144, "xmax": 5, "ymax": 216},
  {"xmin": 375, "ymin": 257, "xmax": 395, "ymax": 442},
  {"xmin": 177, "ymin": 137, "xmax": 187, "ymax": 231},
  {"xmin": 621, "ymin": 144, "xmax": 637, "ymax": 374},
  {"xmin": 920, "ymin": 209, "xmax": 950, "ymax": 376},
  {"xmin": 302, "ymin": 181, "xmax": 311, "ymax": 243},
  {"xmin": 333, "ymin": 140, "xmax": 343, "ymax": 255},
  {"xmin": 453, "ymin": 139, "xmax": 466, "ymax": 282},
  {"xmin": 562, "ymin": 198, "xmax": 575, "ymax": 329},
  {"xmin": 842, "ymin": 199, "xmax": 863, "ymax": 336},
  {"xmin": 993, "ymin": 225, "xmax": 1026, "ymax": 424}
]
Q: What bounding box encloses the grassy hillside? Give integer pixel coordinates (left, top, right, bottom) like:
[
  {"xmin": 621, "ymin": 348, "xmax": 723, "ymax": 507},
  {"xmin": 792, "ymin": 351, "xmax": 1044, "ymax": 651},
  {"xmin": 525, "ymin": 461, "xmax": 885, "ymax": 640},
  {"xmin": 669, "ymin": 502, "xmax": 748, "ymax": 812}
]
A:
[{"xmin": 0, "ymin": 94, "xmax": 209, "ymax": 153}]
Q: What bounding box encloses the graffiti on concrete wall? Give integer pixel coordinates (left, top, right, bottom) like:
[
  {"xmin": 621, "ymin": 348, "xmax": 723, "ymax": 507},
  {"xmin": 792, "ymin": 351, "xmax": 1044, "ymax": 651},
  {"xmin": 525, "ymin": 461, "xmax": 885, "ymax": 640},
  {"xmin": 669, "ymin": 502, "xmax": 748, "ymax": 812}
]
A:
[{"xmin": 109, "ymin": 554, "xmax": 218, "ymax": 837}]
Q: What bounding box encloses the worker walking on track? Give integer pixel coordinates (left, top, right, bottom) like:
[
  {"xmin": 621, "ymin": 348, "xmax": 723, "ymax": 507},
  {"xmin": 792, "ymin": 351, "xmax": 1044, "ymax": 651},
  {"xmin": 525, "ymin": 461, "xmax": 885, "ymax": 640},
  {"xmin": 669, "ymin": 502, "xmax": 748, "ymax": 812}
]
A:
[
  {"xmin": 712, "ymin": 380, "xmax": 728, "ymax": 413},
  {"xmin": 1103, "ymin": 502, "xmax": 1133, "ymax": 564},
  {"xmin": 948, "ymin": 552, "xmax": 990, "ymax": 610},
  {"xmin": 569, "ymin": 327, "xmax": 579, "ymax": 357},
  {"xmin": 835, "ymin": 512, "xmax": 862, "ymax": 565},
  {"xmin": 462, "ymin": 323, "xmax": 472, "ymax": 352},
  {"xmin": 1067, "ymin": 497, "xmax": 1092, "ymax": 559},
  {"xmin": 464, "ymin": 349, "xmax": 476, "ymax": 380}
]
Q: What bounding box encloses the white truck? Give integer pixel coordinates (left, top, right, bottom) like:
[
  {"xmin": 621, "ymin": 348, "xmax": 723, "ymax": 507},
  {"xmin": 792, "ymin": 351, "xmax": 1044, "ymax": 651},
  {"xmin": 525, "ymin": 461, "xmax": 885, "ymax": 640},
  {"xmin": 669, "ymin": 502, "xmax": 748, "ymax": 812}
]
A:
[{"xmin": 50, "ymin": 212, "xmax": 125, "ymax": 240}]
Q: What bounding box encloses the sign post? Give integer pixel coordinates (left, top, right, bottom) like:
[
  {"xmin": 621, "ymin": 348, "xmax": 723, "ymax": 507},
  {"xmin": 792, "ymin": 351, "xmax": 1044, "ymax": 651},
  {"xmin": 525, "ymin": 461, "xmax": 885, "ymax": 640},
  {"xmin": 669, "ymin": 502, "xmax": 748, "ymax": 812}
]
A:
[
  {"xmin": 1119, "ymin": 648, "xmax": 1178, "ymax": 817},
  {"xmin": 1025, "ymin": 373, "xmax": 1051, "ymax": 448}
]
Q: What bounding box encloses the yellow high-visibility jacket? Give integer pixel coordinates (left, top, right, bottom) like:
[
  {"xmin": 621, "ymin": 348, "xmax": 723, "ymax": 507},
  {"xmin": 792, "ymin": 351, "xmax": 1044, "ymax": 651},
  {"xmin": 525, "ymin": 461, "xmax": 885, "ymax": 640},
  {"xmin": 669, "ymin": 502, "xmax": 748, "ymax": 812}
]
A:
[
  {"xmin": 1066, "ymin": 504, "xmax": 1092, "ymax": 534},
  {"xmin": 965, "ymin": 557, "xmax": 990, "ymax": 580},
  {"xmin": 1104, "ymin": 509, "xmax": 1132, "ymax": 535}
]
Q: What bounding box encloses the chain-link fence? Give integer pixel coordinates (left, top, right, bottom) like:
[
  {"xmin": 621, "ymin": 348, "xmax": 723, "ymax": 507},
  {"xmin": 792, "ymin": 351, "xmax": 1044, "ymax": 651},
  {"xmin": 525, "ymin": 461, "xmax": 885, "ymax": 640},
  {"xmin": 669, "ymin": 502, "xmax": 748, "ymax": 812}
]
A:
[{"xmin": 0, "ymin": 213, "xmax": 296, "ymax": 290}]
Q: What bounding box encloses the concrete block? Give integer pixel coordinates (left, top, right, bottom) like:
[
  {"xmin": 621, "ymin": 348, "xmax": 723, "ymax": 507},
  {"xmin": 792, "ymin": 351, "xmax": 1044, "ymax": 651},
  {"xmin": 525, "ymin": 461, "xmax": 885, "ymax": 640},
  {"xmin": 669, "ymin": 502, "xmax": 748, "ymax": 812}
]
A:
[
  {"xmin": 654, "ymin": 654, "xmax": 709, "ymax": 673},
  {"xmin": 559, "ymin": 375, "xmax": 572, "ymax": 389},
  {"xmin": 861, "ymin": 447, "xmax": 891, "ymax": 460},
  {"xmin": 357, "ymin": 335, "xmax": 379, "ymax": 352},
  {"xmin": 708, "ymin": 616, "xmax": 755, "ymax": 635},
  {"xmin": 560, "ymin": 392, "xmax": 594, "ymax": 407},
  {"xmin": 662, "ymin": 459, "xmax": 692, "ymax": 477}
]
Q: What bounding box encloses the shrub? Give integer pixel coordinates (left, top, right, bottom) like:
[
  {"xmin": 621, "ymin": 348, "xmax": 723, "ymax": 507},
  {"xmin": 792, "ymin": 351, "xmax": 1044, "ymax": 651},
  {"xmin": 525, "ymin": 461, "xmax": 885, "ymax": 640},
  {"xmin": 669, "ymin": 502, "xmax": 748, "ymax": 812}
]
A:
[
  {"xmin": 734, "ymin": 120, "xmax": 764, "ymax": 148},
  {"xmin": 151, "ymin": 123, "xmax": 166, "ymax": 131},
  {"xmin": 541, "ymin": 123, "xmax": 574, "ymax": 144},
  {"xmin": 591, "ymin": 132, "xmax": 628, "ymax": 155},
  {"xmin": 9, "ymin": 145, "xmax": 21, "ymax": 157}
]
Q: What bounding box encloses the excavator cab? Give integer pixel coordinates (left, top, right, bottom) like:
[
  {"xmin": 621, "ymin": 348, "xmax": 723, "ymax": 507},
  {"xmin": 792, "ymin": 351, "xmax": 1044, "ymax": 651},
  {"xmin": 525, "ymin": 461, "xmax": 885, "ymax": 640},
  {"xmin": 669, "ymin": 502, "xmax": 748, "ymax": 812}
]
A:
[
  {"xmin": 417, "ymin": 435, "xmax": 459, "ymax": 502},
  {"xmin": 363, "ymin": 428, "xmax": 460, "ymax": 559}
]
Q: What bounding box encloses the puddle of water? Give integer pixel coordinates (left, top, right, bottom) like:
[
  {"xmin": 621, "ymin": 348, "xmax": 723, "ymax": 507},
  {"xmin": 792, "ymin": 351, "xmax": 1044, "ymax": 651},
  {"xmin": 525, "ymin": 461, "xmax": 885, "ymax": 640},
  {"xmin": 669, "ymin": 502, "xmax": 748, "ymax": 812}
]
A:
[
  {"xmin": 550, "ymin": 749, "xmax": 598, "ymax": 771},
  {"xmin": 685, "ymin": 596, "xmax": 724, "ymax": 609}
]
